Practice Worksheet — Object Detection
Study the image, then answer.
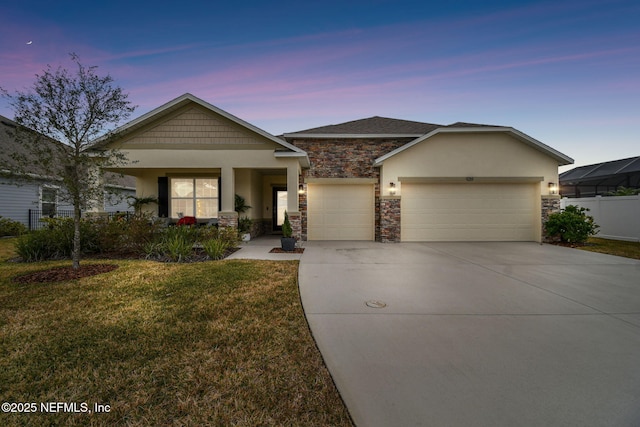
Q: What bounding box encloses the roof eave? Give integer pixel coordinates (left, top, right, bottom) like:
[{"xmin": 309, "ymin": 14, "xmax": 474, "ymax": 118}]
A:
[
  {"xmin": 283, "ymin": 133, "xmax": 423, "ymax": 140},
  {"xmin": 374, "ymin": 127, "xmax": 574, "ymax": 167},
  {"xmin": 274, "ymin": 151, "xmax": 310, "ymax": 168}
]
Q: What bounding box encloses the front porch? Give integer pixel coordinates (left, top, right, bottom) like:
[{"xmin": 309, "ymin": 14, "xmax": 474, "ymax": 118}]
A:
[
  {"xmin": 121, "ymin": 166, "xmax": 303, "ymax": 240},
  {"xmin": 91, "ymin": 93, "xmax": 309, "ymax": 241}
]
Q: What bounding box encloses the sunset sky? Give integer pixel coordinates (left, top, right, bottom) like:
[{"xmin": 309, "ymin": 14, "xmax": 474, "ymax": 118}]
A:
[{"xmin": 1, "ymin": 0, "xmax": 638, "ymax": 170}]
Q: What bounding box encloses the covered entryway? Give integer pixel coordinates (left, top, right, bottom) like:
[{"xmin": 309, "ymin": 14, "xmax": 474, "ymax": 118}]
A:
[
  {"xmin": 401, "ymin": 182, "xmax": 538, "ymax": 241},
  {"xmin": 307, "ymin": 183, "xmax": 374, "ymax": 240}
]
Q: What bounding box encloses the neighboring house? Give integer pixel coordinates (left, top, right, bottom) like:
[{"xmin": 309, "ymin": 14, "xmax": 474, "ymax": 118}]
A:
[
  {"xmin": 560, "ymin": 156, "xmax": 640, "ymax": 198},
  {"xmin": 92, "ymin": 93, "xmax": 573, "ymax": 242},
  {"xmin": 0, "ymin": 115, "xmax": 136, "ymax": 229}
]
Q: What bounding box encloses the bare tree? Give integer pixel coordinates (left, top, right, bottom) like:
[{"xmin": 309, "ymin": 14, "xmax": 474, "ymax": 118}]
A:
[{"xmin": 1, "ymin": 54, "xmax": 135, "ymax": 269}]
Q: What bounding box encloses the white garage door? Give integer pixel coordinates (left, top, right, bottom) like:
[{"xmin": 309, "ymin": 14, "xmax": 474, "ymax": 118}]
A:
[
  {"xmin": 308, "ymin": 184, "xmax": 374, "ymax": 240},
  {"xmin": 402, "ymin": 183, "xmax": 537, "ymax": 241}
]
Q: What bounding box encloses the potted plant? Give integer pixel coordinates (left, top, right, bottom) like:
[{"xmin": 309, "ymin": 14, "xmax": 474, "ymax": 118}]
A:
[
  {"xmin": 235, "ymin": 194, "xmax": 253, "ymax": 241},
  {"xmin": 238, "ymin": 217, "xmax": 253, "ymax": 242},
  {"xmin": 281, "ymin": 211, "xmax": 296, "ymax": 251}
]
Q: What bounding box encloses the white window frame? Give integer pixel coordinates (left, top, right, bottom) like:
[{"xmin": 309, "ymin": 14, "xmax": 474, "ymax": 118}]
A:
[
  {"xmin": 40, "ymin": 185, "xmax": 58, "ymax": 216},
  {"xmin": 169, "ymin": 177, "xmax": 219, "ymax": 219}
]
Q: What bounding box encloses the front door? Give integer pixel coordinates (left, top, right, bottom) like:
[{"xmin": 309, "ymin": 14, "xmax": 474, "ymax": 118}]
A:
[{"xmin": 272, "ymin": 187, "xmax": 287, "ymax": 231}]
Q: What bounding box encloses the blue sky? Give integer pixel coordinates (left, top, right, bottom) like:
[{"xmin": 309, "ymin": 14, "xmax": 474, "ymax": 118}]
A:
[{"xmin": 1, "ymin": 0, "xmax": 638, "ymax": 171}]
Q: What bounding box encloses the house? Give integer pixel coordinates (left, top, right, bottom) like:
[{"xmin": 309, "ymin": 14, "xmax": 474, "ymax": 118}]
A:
[
  {"xmin": 93, "ymin": 93, "xmax": 573, "ymax": 242},
  {"xmin": 560, "ymin": 156, "xmax": 640, "ymax": 198},
  {"xmin": 0, "ymin": 115, "xmax": 135, "ymax": 229}
]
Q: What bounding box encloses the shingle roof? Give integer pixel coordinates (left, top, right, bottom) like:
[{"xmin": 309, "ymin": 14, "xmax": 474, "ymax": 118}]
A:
[
  {"xmin": 0, "ymin": 114, "xmax": 56, "ymax": 176},
  {"xmin": 286, "ymin": 116, "xmax": 443, "ymax": 135},
  {"xmin": 1, "ymin": 114, "xmax": 135, "ymax": 188},
  {"xmin": 446, "ymin": 121, "xmax": 503, "ymax": 128}
]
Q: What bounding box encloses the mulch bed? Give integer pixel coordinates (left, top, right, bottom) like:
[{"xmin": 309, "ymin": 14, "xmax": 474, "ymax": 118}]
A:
[
  {"xmin": 549, "ymin": 241, "xmax": 592, "ymax": 248},
  {"xmin": 13, "ymin": 264, "xmax": 119, "ymax": 284},
  {"xmin": 269, "ymin": 247, "xmax": 305, "ymax": 253}
]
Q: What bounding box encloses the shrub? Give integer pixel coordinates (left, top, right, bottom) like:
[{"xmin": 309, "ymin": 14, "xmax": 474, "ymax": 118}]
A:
[
  {"xmin": 15, "ymin": 230, "xmax": 58, "ymax": 261},
  {"xmin": 90, "ymin": 216, "xmax": 125, "ymax": 253},
  {"xmin": 164, "ymin": 234, "xmax": 193, "ymax": 262},
  {"xmin": 127, "ymin": 216, "xmax": 165, "ymax": 252},
  {"xmin": 217, "ymin": 226, "xmax": 241, "ymax": 247},
  {"xmin": 202, "ymin": 238, "xmax": 230, "ymax": 260},
  {"xmin": 238, "ymin": 217, "xmax": 253, "ymax": 234},
  {"xmin": 282, "ymin": 211, "xmax": 293, "ymax": 238},
  {"xmin": 16, "ymin": 217, "xmax": 101, "ymax": 261},
  {"xmin": 145, "ymin": 225, "xmax": 205, "ymax": 262},
  {"xmin": 545, "ymin": 205, "xmax": 599, "ymax": 243},
  {"xmin": 198, "ymin": 226, "xmax": 240, "ymax": 248},
  {"xmin": 0, "ymin": 216, "xmax": 28, "ymax": 237},
  {"xmin": 39, "ymin": 217, "xmax": 101, "ymax": 256}
]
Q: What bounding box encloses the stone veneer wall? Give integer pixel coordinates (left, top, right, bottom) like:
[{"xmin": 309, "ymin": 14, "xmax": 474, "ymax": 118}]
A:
[
  {"xmin": 298, "ymin": 188, "xmax": 308, "ymax": 241},
  {"xmin": 541, "ymin": 195, "xmax": 561, "ymax": 243},
  {"xmin": 218, "ymin": 211, "xmax": 238, "ymax": 229},
  {"xmin": 380, "ymin": 197, "xmax": 401, "ymax": 242},
  {"xmin": 287, "ymin": 211, "xmax": 302, "ymax": 241},
  {"xmin": 291, "ymin": 138, "xmax": 411, "ymax": 241}
]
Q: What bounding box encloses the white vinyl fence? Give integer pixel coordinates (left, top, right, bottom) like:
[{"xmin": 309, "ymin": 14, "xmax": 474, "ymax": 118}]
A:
[{"xmin": 561, "ymin": 195, "xmax": 640, "ymax": 242}]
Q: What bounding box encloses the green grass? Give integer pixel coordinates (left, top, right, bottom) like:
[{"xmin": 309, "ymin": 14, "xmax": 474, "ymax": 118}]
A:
[
  {"xmin": 0, "ymin": 239, "xmax": 352, "ymax": 426},
  {"xmin": 0, "ymin": 238, "xmax": 17, "ymax": 262},
  {"xmin": 578, "ymin": 237, "xmax": 640, "ymax": 260}
]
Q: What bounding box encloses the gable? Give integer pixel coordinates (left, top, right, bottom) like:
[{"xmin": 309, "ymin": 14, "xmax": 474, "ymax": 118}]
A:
[
  {"xmin": 92, "ymin": 94, "xmax": 308, "ymax": 165},
  {"xmin": 119, "ymin": 105, "xmax": 279, "ymax": 149},
  {"xmin": 375, "ymin": 127, "xmax": 573, "ymax": 167},
  {"xmin": 383, "ymin": 131, "xmax": 559, "ymax": 178}
]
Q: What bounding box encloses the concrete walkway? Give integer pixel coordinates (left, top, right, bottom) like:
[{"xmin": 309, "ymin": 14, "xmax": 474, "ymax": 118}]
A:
[
  {"xmin": 298, "ymin": 241, "xmax": 640, "ymax": 427},
  {"xmin": 226, "ymin": 235, "xmax": 304, "ymax": 261}
]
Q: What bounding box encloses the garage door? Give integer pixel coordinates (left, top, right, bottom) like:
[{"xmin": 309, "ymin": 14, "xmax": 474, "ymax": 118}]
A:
[
  {"xmin": 308, "ymin": 184, "xmax": 374, "ymax": 240},
  {"xmin": 401, "ymin": 183, "xmax": 537, "ymax": 241}
]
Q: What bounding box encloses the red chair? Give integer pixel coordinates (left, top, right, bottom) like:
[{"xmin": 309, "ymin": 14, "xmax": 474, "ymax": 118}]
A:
[{"xmin": 177, "ymin": 216, "xmax": 197, "ymax": 226}]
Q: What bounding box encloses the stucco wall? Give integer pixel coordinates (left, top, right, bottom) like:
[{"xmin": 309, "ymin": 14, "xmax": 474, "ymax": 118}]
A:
[{"xmin": 380, "ymin": 132, "xmax": 559, "ymax": 196}]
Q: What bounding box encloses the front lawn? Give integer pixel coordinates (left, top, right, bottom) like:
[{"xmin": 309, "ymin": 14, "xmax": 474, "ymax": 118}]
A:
[
  {"xmin": 578, "ymin": 237, "xmax": 640, "ymax": 260},
  {"xmin": 0, "ymin": 239, "xmax": 352, "ymax": 426}
]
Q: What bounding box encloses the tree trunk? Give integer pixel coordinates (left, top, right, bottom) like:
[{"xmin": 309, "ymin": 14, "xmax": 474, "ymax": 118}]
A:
[{"xmin": 72, "ymin": 203, "xmax": 81, "ymax": 270}]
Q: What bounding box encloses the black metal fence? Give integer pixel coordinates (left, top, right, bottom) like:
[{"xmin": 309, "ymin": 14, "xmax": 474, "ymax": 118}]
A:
[{"xmin": 27, "ymin": 210, "xmax": 133, "ymax": 231}]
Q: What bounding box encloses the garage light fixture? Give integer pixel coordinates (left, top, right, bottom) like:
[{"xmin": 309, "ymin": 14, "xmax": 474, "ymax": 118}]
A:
[
  {"xmin": 389, "ymin": 182, "xmax": 396, "ymax": 195},
  {"xmin": 298, "ymin": 184, "xmax": 305, "ymax": 194},
  {"xmin": 548, "ymin": 182, "xmax": 558, "ymax": 195}
]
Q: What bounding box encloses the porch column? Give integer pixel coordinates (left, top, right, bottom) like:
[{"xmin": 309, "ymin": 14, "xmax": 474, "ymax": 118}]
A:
[
  {"xmin": 219, "ymin": 166, "xmax": 238, "ymax": 228},
  {"xmin": 286, "ymin": 163, "xmax": 301, "ymax": 240},
  {"xmin": 86, "ymin": 162, "xmax": 107, "ymax": 216},
  {"xmin": 286, "ymin": 163, "xmax": 299, "ymax": 213}
]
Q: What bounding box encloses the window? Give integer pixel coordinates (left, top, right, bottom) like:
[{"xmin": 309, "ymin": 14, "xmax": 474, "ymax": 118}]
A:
[
  {"xmin": 170, "ymin": 178, "xmax": 218, "ymax": 218},
  {"xmin": 41, "ymin": 186, "xmax": 57, "ymax": 216}
]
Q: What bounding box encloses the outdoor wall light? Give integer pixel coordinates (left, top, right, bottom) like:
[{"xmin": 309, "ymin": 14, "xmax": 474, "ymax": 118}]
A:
[
  {"xmin": 298, "ymin": 184, "xmax": 305, "ymax": 194},
  {"xmin": 389, "ymin": 182, "xmax": 397, "ymax": 195},
  {"xmin": 548, "ymin": 182, "xmax": 558, "ymax": 195}
]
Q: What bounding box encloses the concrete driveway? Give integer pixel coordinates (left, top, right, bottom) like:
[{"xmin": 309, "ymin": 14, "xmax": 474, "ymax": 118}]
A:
[{"xmin": 298, "ymin": 242, "xmax": 640, "ymax": 427}]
